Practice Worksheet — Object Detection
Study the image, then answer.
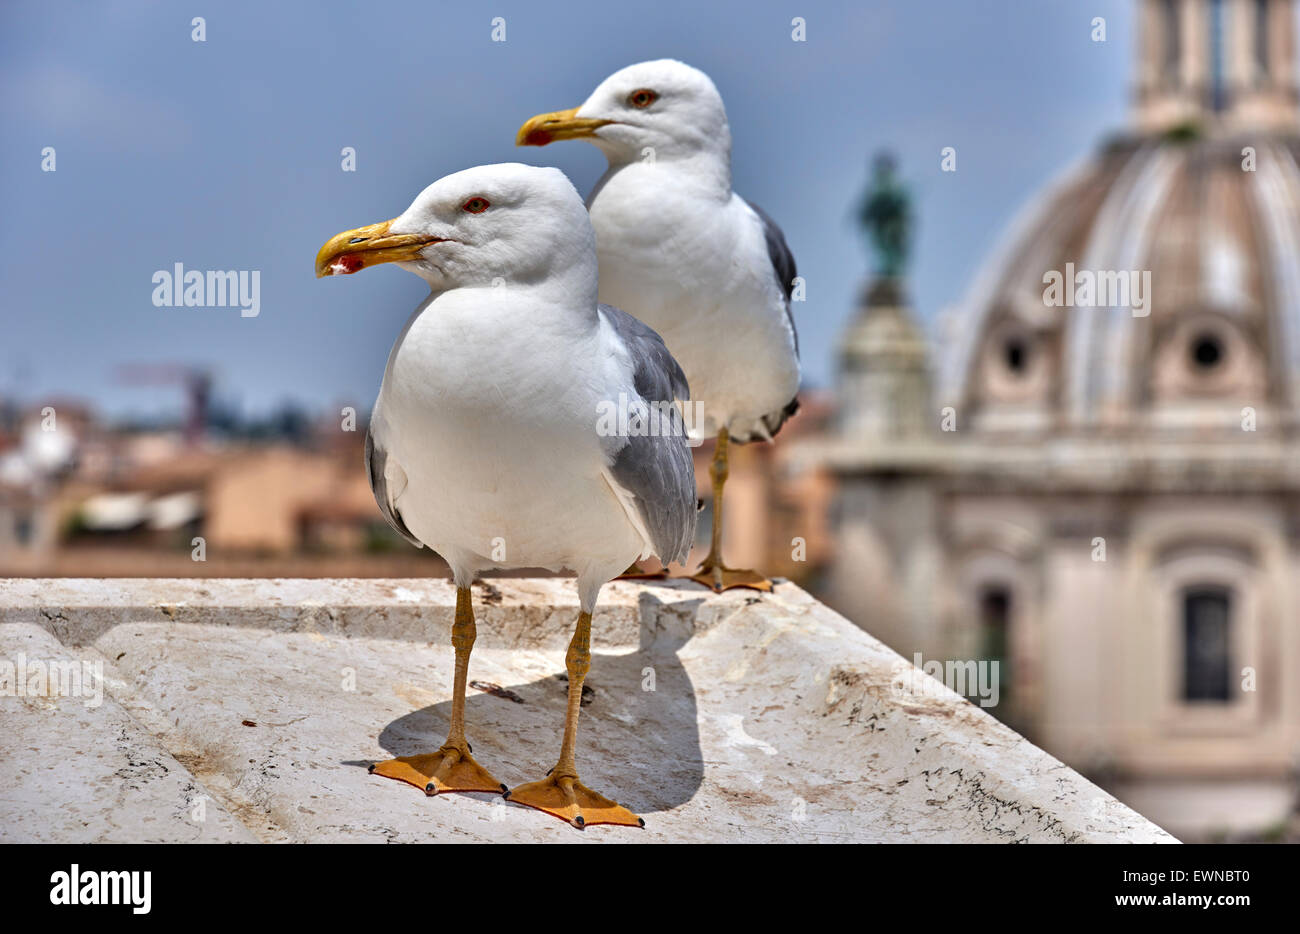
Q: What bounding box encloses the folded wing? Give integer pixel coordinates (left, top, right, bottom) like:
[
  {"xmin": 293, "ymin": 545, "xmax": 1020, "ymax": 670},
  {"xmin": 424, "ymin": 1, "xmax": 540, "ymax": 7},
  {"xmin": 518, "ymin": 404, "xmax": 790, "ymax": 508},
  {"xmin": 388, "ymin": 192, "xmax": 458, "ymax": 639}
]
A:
[{"xmin": 598, "ymin": 303, "xmax": 697, "ymax": 566}]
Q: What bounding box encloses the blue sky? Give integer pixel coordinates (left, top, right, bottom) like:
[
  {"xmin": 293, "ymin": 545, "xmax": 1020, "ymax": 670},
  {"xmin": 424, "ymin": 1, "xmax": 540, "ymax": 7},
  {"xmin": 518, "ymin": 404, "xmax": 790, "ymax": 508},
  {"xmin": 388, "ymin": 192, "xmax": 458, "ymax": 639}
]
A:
[{"xmin": 0, "ymin": 0, "xmax": 1131, "ymax": 419}]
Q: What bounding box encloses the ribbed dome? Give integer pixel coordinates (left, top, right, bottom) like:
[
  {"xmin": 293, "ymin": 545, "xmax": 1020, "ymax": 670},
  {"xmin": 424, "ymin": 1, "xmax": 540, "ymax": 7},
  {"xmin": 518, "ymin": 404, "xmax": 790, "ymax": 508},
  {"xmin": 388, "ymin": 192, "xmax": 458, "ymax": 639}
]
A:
[
  {"xmin": 937, "ymin": 134, "xmax": 1300, "ymax": 432},
  {"xmin": 936, "ymin": 0, "xmax": 1300, "ymax": 434}
]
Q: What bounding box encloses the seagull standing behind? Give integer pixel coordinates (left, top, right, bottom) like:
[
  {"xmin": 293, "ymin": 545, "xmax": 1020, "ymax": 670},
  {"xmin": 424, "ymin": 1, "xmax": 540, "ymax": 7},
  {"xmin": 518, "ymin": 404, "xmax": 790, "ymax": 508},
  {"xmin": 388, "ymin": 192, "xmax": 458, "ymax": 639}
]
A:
[
  {"xmin": 315, "ymin": 163, "xmax": 695, "ymax": 828},
  {"xmin": 517, "ymin": 60, "xmax": 800, "ymax": 592}
]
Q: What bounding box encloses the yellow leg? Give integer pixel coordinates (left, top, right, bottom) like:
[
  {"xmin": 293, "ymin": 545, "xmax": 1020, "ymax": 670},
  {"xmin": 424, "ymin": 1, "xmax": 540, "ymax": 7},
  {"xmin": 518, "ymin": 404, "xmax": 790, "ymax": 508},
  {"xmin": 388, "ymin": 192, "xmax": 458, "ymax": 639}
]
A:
[
  {"xmin": 689, "ymin": 427, "xmax": 773, "ymax": 592},
  {"xmin": 504, "ymin": 611, "xmax": 643, "ymax": 829},
  {"xmin": 370, "ymin": 586, "xmax": 507, "ymax": 796}
]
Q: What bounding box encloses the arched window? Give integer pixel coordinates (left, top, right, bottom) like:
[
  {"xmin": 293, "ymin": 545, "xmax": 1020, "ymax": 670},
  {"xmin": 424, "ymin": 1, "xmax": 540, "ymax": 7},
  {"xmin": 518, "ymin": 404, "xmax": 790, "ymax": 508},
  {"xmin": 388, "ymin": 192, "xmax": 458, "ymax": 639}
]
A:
[
  {"xmin": 1182, "ymin": 586, "xmax": 1231, "ymax": 701},
  {"xmin": 977, "ymin": 584, "xmax": 1011, "ymax": 705}
]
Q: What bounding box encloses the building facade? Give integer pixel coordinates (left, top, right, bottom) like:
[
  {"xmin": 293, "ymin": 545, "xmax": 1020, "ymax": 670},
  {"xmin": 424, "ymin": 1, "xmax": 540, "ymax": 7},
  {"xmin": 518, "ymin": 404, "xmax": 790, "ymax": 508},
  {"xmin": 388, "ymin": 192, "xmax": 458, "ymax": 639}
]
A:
[{"xmin": 825, "ymin": 0, "xmax": 1300, "ymax": 838}]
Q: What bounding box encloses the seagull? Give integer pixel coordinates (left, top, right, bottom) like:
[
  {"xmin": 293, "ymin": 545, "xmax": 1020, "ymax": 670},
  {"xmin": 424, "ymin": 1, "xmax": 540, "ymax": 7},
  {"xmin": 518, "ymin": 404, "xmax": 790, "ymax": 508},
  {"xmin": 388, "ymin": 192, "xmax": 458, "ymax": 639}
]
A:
[
  {"xmin": 315, "ymin": 162, "xmax": 695, "ymax": 828},
  {"xmin": 517, "ymin": 59, "xmax": 800, "ymax": 593}
]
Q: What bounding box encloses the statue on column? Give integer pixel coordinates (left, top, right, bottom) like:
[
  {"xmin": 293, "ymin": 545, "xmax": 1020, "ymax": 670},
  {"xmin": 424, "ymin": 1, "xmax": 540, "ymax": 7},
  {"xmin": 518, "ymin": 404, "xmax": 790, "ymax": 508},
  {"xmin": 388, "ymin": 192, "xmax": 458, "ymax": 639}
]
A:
[{"xmin": 858, "ymin": 152, "xmax": 912, "ymax": 281}]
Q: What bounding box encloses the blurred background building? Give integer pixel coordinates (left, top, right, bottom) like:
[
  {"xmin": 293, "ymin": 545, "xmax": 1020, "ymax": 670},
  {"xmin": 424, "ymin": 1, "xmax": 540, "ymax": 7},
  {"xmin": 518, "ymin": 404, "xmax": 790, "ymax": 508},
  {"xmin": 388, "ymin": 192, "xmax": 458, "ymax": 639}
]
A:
[
  {"xmin": 820, "ymin": 0, "xmax": 1300, "ymax": 841},
  {"xmin": 0, "ymin": 377, "xmax": 443, "ymax": 578}
]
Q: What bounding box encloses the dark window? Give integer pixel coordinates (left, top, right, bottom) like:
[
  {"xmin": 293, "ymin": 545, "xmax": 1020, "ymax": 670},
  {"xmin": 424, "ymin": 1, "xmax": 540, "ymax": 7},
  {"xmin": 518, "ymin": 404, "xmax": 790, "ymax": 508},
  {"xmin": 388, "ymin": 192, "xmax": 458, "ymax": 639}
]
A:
[
  {"xmin": 1191, "ymin": 332, "xmax": 1224, "ymax": 369},
  {"xmin": 1183, "ymin": 587, "xmax": 1232, "ymax": 702},
  {"xmin": 1004, "ymin": 338, "xmax": 1028, "ymax": 375},
  {"xmin": 978, "ymin": 585, "xmax": 1011, "ymax": 703}
]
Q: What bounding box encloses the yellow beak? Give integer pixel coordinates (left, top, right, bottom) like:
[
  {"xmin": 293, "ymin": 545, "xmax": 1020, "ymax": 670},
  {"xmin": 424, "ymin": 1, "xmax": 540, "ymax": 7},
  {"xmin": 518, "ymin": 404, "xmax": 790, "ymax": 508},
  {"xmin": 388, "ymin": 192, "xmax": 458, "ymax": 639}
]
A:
[
  {"xmin": 516, "ymin": 107, "xmax": 612, "ymax": 147},
  {"xmin": 315, "ymin": 219, "xmax": 445, "ymax": 278}
]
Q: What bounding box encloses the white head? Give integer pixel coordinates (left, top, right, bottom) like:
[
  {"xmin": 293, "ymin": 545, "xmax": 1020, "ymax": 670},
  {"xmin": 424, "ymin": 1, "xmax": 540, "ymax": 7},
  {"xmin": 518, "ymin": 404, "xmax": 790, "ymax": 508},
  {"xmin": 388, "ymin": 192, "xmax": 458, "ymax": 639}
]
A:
[
  {"xmin": 316, "ymin": 163, "xmax": 596, "ymax": 297},
  {"xmin": 517, "ymin": 60, "xmax": 731, "ymax": 180}
]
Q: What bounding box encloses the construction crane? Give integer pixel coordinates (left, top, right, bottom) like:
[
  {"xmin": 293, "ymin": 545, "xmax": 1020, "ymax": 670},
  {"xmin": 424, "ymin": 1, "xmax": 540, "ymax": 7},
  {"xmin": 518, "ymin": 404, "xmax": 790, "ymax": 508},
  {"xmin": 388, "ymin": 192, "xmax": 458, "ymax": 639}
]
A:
[{"xmin": 115, "ymin": 365, "xmax": 212, "ymax": 446}]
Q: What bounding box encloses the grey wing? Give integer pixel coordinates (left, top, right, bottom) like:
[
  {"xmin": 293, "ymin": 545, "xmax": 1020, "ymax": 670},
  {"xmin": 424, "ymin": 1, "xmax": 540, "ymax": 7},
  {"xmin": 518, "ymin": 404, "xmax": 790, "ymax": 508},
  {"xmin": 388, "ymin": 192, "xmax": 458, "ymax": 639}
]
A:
[
  {"xmin": 600, "ymin": 302, "xmax": 689, "ymax": 402},
  {"xmin": 598, "ymin": 304, "xmax": 697, "ymax": 566},
  {"xmin": 737, "ymin": 199, "xmax": 802, "ymax": 441},
  {"xmin": 364, "ymin": 425, "xmax": 422, "ymax": 548},
  {"xmin": 745, "ymin": 198, "xmax": 799, "ymax": 357}
]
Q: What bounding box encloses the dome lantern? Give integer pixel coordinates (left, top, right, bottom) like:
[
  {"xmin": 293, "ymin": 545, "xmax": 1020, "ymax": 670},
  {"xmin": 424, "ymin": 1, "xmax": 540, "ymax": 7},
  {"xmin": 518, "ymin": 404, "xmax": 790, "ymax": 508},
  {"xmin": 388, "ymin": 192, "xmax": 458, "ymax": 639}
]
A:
[{"xmin": 1136, "ymin": 0, "xmax": 1299, "ymax": 135}]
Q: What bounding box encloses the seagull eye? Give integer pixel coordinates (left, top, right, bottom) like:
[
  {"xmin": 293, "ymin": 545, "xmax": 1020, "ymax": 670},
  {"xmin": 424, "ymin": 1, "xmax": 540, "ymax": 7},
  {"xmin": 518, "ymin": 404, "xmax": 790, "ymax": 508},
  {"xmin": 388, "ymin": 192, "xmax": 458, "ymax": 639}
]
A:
[
  {"xmin": 462, "ymin": 197, "xmax": 490, "ymax": 214},
  {"xmin": 627, "ymin": 89, "xmax": 657, "ymax": 109}
]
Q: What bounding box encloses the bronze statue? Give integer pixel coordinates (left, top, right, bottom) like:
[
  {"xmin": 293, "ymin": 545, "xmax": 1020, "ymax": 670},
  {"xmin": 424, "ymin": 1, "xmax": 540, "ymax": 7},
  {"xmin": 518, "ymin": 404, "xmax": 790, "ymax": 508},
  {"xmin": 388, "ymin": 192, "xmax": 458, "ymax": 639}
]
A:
[{"xmin": 858, "ymin": 152, "xmax": 911, "ymax": 279}]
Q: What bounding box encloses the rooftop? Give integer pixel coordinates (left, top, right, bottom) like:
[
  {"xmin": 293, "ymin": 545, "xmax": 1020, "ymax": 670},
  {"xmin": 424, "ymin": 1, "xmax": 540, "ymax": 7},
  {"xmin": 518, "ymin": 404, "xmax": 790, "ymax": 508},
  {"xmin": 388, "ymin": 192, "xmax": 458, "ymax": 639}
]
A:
[{"xmin": 0, "ymin": 577, "xmax": 1174, "ymax": 843}]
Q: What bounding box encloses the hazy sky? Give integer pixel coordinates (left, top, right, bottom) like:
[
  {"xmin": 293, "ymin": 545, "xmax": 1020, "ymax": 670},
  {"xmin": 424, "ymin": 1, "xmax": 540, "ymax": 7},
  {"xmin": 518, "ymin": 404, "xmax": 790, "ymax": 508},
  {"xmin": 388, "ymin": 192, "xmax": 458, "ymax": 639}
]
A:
[{"xmin": 0, "ymin": 0, "xmax": 1132, "ymax": 419}]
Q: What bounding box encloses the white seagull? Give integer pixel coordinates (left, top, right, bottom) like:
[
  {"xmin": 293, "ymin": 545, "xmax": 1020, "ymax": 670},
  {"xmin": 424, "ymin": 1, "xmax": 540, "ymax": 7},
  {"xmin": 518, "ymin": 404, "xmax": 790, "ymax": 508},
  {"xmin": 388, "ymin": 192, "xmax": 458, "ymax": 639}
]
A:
[
  {"xmin": 518, "ymin": 59, "xmax": 800, "ymax": 592},
  {"xmin": 315, "ymin": 162, "xmax": 695, "ymax": 829}
]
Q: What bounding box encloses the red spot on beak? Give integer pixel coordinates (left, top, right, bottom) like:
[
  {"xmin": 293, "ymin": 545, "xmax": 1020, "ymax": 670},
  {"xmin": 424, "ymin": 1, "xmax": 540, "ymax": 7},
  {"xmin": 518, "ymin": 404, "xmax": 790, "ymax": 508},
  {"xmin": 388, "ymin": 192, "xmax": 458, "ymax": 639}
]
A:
[
  {"xmin": 337, "ymin": 254, "xmax": 365, "ymax": 274},
  {"xmin": 524, "ymin": 129, "xmax": 553, "ymax": 146}
]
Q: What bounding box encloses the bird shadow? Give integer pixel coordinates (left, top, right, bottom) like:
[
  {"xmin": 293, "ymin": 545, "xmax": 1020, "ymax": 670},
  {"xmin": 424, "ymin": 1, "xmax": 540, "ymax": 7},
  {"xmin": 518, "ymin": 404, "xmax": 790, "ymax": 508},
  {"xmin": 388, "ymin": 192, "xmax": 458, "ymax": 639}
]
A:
[{"xmin": 369, "ymin": 591, "xmax": 707, "ymax": 816}]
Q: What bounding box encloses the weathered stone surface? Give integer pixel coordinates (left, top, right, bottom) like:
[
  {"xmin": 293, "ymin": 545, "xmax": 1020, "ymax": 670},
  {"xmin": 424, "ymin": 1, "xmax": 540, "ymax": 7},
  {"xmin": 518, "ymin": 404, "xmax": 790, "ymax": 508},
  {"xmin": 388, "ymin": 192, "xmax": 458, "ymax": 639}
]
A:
[
  {"xmin": 0, "ymin": 623, "xmax": 255, "ymax": 843},
  {"xmin": 0, "ymin": 578, "xmax": 1175, "ymax": 842}
]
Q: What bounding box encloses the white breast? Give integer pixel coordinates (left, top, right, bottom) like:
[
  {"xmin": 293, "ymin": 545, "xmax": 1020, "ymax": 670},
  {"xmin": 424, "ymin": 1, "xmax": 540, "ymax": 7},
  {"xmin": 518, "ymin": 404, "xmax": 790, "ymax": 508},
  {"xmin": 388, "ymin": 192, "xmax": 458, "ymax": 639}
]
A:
[
  {"xmin": 588, "ymin": 162, "xmax": 799, "ymax": 437},
  {"xmin": 371, "ymin": 288, "xmax": 645, "ymax": 579}
]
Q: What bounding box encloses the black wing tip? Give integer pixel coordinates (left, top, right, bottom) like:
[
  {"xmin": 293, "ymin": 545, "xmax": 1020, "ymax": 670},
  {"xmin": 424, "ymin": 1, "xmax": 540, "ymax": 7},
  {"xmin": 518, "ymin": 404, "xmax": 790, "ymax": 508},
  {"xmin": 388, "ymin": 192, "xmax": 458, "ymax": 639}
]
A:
[
  {"xmin": 761, "ymin": 395, "xmax": 801, "ymax": 439},
  {"xmin": 728, "ymin": 395, "xmax": 801, "ymax": 445},
  {"xmin": 364, "ymin": 426, "xmax": 423, "ymax": 549}
]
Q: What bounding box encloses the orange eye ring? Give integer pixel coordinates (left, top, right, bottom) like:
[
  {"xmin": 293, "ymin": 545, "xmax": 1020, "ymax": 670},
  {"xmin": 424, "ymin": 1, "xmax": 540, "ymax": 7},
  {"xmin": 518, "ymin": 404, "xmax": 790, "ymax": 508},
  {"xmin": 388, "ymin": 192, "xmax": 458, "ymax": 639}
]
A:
[
  {"xmin": 627, "ymin": 88, "xmax": 657, "ymax": 109},
  {"xmin": 462, "ymin": 197, "xmax": 490, "ymax": 214}
]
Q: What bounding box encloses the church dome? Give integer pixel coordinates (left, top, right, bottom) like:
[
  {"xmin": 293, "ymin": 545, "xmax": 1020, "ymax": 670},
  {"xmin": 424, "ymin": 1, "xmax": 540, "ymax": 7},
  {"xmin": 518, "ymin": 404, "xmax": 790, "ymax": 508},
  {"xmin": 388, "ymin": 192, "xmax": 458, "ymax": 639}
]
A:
[{"xmin": 938, "ymin": 0, "xmax": 1300, "ymax": 435}]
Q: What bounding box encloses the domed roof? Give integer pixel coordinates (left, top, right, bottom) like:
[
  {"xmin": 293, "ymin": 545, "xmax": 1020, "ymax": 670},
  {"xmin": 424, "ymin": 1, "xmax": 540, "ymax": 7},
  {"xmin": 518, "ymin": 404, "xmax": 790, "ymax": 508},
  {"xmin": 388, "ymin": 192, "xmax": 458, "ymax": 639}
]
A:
[
  {"xmin": 937, "ymin": 135, "xmax": 1300, "ymax": 431},
  {"xmin": 937, "ymin": 0, "xmax": 1300, "ymax": 434}
]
